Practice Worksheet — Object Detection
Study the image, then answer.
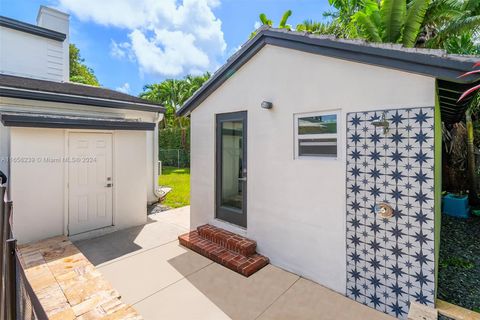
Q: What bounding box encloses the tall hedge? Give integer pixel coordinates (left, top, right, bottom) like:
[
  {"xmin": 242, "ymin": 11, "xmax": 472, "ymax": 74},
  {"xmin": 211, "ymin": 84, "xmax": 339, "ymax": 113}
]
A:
[
  {"xmin": 159, "ymin": 127, "xmax": 190, "ymax": 167},
  {"xmin": 159, "ymin": 127, "xmax": 190, "ymax": 150}
]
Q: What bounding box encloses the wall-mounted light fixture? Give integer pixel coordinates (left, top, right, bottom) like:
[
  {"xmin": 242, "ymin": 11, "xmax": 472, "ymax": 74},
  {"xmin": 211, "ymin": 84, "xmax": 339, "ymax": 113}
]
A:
[{"xmin": 261, "ymin": 101, "xmax": 273, "ymax": 110}]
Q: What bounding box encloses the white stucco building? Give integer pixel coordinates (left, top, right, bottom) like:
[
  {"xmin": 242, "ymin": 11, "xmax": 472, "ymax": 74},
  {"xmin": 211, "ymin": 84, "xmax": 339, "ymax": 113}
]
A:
[
  {"xmin": 0, "ymin": 6, "xmax": 165, "ymax": 243},
  {"xmin": 177, "ymin": 28, "xmax": 479, "ymax": 318}
]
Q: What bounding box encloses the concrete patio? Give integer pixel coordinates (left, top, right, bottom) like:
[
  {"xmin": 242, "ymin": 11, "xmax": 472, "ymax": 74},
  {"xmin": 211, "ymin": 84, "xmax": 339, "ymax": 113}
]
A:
[{"xmin": 75, "ymin": 206, "xmax": 394, "ymax": 320}]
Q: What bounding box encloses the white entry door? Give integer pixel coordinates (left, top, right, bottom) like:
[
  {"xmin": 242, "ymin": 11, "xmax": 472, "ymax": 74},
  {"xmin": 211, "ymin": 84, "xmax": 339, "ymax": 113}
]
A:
[{"xmin": 68, "ymin": 132, "xmax": 113, "ymax": 235}]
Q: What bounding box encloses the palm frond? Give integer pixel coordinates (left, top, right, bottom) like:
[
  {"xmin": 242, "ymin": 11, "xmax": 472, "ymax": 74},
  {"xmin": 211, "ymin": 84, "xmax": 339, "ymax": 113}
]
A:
[
  {"xmin": 259, "ymin": 13, "xmax": 272, "ymax": 26},
  {"xmin": 279, "ymin": 10, "xmax": 293, "ymax": 28},
  {"xmin": 403, "ymin": 0, "xmax": 430, "ymax": 47},
  {"xmin": 381, "ymin": 0, "xmax": 407, "ymax": 42},
  {"xmin": 438, "ymin": 15, "xmax": 480, "ymax": 38},
  {"xmin": 353, "ymin": 11, "xmax": 383, "ymax": 42}
]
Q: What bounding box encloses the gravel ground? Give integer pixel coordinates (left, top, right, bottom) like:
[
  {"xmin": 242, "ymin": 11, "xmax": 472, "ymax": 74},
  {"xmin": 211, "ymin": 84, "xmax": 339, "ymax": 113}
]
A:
[
  {"xmin": 147, "ymin": 202, "xmax": 171, "ymax": 215},
  {"xmin": 438, "ymin": 213, "xmax": 480, "ymax": 312}
]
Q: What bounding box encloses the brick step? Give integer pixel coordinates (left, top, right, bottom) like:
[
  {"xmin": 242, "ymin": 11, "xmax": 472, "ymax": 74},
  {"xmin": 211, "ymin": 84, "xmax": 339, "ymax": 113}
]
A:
[
  {"xmin": 197, "ymin": 224, "xmax": 257, "ymax": 257},
  {"xmin": 179, "ymin": 230, "xmax": 269, "ymax": 277}
]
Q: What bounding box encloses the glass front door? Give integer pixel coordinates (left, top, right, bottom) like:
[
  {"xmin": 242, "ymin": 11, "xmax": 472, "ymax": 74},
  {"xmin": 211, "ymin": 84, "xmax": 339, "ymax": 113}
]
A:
[{"xmin": 216, "ymin": 111, "xmax": 247, "ymax": 227}]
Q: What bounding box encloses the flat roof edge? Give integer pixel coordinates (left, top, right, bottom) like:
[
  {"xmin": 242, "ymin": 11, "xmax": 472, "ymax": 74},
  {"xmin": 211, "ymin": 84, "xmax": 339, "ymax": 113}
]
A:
[
  {"xmin": 0, "ymin": 87, "xmax": 165, "ymax": 113},
  {"xmin": 0, "ymin": 16, "xmax": 66, "ymax": 42},
  {"xmin": 0, "ymin": 113, "xmax": 156, "ymax": 131}
]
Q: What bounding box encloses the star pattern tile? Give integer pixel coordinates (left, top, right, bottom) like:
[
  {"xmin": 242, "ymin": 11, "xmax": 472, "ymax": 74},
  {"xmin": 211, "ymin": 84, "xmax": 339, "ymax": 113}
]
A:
[{"xmin": 346, "ymin": 107, "xmax": 435, "ymax": 319}]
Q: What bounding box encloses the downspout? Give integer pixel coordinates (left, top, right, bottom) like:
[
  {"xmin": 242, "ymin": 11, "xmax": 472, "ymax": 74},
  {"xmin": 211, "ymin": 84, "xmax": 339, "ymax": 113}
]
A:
[{"xmin": 153, "ymin": 113, "xmax": 164, "ymax": 199}]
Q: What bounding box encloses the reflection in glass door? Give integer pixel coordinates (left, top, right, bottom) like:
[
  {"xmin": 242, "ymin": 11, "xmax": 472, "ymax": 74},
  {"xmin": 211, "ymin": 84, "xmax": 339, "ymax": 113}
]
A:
[{"xmin": 216, "ymin": 111, "xmax": 247, "ymax": 227}]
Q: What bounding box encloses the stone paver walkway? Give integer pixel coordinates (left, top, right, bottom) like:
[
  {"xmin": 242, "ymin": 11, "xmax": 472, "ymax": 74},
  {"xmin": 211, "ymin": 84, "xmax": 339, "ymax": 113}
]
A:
[
  {"xmin": 18, "ymin": 236, "xmax": 141, "ymax": 319},
  {"xmin": 75, "ymin": 206, "xmax": 394, "ymax": 320}
]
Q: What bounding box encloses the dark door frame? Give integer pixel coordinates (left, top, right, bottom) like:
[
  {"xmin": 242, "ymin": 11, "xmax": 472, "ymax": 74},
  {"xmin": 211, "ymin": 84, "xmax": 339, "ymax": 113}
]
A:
[{"xmin": 215, "ymin": 111, "xmax": 248, "ymax": 228}]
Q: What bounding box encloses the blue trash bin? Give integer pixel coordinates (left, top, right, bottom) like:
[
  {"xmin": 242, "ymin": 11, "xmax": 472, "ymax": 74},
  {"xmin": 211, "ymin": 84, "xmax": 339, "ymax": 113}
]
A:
[{"xmin": 442, "ymin": 193, "xmax": 470, "ymax": 218}]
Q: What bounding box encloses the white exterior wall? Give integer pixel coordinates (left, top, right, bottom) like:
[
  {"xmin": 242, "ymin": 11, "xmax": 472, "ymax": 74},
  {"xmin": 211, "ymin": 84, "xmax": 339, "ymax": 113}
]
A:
[
  {"xmin": 0, "ymin": 27, "xmax": 65, "ymax": 81},
  {"xmin": 190, "ymin": 45, "xmax": 436, "ymax": 293},
  {"xmin": 0, "ymin": 97, "xmax": 160, "ymax": 205},
  {"xmin": 9, "ymin": 127, "xmax": 147, "ymax": 244},
  {"xmin": 0, "ymin": 97, "xmax": 157, "ymax": 244},
  {"xmin": 0, "ymin": 7, "xmax": 69, "ymax": 82},
  {"xmin": 36, "ymin": 6, "xmax": 70, "ymax": 81}
]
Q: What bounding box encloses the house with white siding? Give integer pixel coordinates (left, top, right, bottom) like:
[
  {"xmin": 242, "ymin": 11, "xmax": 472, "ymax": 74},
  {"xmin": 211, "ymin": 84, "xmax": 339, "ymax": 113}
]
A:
[{"xmin": 0, "ymin": 6, "xmax": 165, "ymax": 243}]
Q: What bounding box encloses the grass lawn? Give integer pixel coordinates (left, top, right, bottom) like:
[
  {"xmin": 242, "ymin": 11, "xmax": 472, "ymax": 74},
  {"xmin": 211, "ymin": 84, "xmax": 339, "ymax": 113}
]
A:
[{"xmin": 159, "ymin": 166, "xmax": 190, "ymax": 208}]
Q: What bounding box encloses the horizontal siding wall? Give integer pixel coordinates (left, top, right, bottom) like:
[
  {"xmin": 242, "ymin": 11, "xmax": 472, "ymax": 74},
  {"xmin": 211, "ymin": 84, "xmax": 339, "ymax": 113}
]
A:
[{"xmin": 0, "ymin": 27, "xmax": 65, "ymax": 82}]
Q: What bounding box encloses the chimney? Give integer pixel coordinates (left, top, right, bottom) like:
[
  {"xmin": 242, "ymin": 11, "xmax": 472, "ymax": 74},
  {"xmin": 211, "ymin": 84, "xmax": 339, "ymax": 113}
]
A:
[{"xmin": 37, "ymin": 6, "xmax": 70, "ymax": 81}]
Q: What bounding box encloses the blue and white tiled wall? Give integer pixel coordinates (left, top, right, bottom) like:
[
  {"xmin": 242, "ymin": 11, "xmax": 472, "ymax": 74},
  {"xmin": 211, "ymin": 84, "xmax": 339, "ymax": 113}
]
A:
[{"xmin": 345, "ymin": 107, "xmax": 435, "ymax": 319}]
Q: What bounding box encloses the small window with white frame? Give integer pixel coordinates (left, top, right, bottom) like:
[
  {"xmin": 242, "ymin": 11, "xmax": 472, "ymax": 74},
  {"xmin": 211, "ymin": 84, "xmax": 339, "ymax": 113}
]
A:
[{"xmin": 294, "ymin": 111, "xmax": 340, "ymax": 159}]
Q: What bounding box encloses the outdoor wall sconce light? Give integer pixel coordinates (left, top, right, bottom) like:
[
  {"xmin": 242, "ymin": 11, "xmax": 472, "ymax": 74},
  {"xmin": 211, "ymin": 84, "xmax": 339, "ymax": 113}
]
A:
[
  {"xmin": 375, "ymin": 202, "xmax": 394, "ymax": 219},
  {"xmin": 261, "ymin": 101, "xmax": 273, "ymax": 109}
]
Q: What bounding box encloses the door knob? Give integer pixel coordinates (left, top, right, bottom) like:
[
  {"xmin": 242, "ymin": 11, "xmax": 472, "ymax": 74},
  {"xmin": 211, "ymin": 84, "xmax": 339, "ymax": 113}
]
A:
[
  {"xmin": 238, "ymin": 177, "xmax": 247, "ymax": 182},
  {"xmin": 105, "ymin": 183, "xmax": 113, "ymax": 188}
]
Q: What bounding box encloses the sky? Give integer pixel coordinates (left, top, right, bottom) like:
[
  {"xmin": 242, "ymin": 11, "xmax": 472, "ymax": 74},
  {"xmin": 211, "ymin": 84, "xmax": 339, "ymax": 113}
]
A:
[{"xmin": 0, "ymin": 0, "xmax": 331, "ymax": 96}]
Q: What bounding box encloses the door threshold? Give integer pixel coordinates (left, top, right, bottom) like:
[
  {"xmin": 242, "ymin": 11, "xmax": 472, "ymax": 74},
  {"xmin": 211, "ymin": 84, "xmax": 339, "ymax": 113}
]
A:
[
  {"xmin": 212, "ymin": 218, "xmax": 247, "ymax": 236},
  {"xmin": 69, "ymin": 225, "xmax": 116, "ymax": 242}
]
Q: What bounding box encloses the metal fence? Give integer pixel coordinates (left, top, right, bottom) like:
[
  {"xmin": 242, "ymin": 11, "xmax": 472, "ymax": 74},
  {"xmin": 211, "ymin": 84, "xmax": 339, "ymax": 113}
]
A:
[
  {"xmin": 0, "ymin": 184, "xmax": 48, "ymax": 320},
  {"xmin": 159, "ymin": 149, "xmax": 190, "ymax": 168}
]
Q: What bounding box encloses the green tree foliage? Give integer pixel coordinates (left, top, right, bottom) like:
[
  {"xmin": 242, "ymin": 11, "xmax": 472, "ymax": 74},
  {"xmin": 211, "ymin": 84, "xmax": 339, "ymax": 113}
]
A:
[
  {"xmin": 296, "ymin": 20, "xmax": 348, "ymax": 37},
  {"xmin": 444, "ymin": 33, "xmax": 480, "ymax": 55},
  {"xmin": 323, "ymin": 0, "xmax": 480, "ymax": 53},
  {"xmin": 421, "ymin": 0, "xmax": 480, "ymax": 53},
  {"xmin": 69, "ymin": 44, "xmax": 100, "ymax": 86},
  {"xmin": 140, "ymin": 73, "xmax": 210, "ymax": 128},
  {"xmin": 323, "ymin": 0, "xmax": 363, "ymax": 37},
  {"xmin": 351, "ymin": 0, "xmax": 431, "ymax": 47},
  {"xmin": 159, "ymin": 127, "xmax": 190, "ymax": 150}
]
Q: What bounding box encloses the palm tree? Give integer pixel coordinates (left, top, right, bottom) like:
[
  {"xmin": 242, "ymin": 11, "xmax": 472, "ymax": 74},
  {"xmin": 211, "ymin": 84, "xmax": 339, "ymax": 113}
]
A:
[
  {"xmin": 420, "ymin": 0, "xmax": 480, "ymax": 50},
  {"xmin": 351, "ymin": 0, "xmax": 430, "ymax": 47},
  {"xmin": 140, "ymin": 73, "xmax": 211, "ymax": 129},
  {"xmin": 140, "ymin": 80, "xmax": 180, "ymax": 128}
]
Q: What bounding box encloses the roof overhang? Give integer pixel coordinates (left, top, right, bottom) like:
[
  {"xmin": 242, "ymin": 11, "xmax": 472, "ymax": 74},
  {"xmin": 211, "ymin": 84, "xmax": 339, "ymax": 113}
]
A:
[
  {"xmin": 0, "ymin": 16, "xmax": 66, "ymax": 42},
  {"xmin": 0, "ymin": 113, "xmax": 156, "ymax": 131},
  {"xmin": 177, "ymin": 28, "xmax": 479, "ymax": 119},
  {"xmin": 0, "ymin": 87, "xmax": 165, "ymax": 113},
  {"xmin": 437, "ymin": 80, "xmax": 478, "ymax": 124}
]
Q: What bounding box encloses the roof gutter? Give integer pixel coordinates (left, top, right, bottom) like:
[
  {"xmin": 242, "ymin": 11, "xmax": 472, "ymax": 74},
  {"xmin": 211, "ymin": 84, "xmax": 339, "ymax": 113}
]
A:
[
  {"xmin": 0, "ymin": 86, "xmax": 165, "ymax": 113},
  {"xmin": 152, "ymin": 113, "xmax": 164, "ymax": 200}
]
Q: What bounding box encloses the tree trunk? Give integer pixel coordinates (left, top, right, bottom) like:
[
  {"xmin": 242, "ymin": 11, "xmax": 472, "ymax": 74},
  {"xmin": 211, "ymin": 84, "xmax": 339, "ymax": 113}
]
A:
[{"xmin": 466, "ymin": 110, "xmax": 479, "ymax": 204}]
